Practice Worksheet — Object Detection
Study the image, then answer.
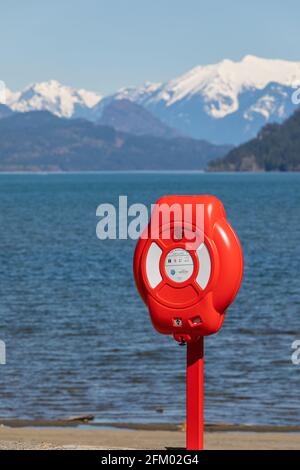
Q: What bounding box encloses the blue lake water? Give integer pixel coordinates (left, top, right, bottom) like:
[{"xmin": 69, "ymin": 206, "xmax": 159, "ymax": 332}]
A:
[{"xmin": 0, "ymin": 172, "xmax": 299, "ymax": 426}]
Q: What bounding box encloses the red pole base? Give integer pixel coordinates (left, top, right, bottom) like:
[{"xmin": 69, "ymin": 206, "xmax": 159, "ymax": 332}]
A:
[{"xmin": 186, "ymin": 337, "xmax": 204, "ymax": 451}]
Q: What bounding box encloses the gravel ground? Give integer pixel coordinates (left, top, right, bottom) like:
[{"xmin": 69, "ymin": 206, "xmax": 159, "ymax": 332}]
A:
[{"xmin": 0, "ymin": 427, "xmax": 299, "ymax": 450}]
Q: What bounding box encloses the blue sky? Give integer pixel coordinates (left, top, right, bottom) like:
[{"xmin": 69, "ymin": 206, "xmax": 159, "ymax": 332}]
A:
[{"xmin": 1, "ymin": 0, "xmax": 300, "ymax": 94}]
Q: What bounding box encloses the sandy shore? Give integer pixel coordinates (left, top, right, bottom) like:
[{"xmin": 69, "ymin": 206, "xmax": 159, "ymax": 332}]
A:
[{"xmin": 0, "ymin": 427, "xmax": 299, "ymax": 450}]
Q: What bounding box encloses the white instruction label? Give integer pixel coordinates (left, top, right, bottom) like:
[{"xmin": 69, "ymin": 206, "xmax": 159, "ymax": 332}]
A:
[{"xmin": 164, "ymin": 248, "xmax": 194, "ymax": 283}]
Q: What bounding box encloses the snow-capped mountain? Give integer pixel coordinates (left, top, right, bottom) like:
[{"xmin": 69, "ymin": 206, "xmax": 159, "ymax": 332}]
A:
[
  {"xmin": 123, "ymin": 55, "xmax": 300, "ymax": 114},
  {"xmin": 3, "ymin": 56, "xmax": 300, "ymax": 144},
  {"xmin": 95, "ymin": 55, "xmax": 300, "ymax": 144},
  {"xmin": 6, "ymin": 80, "xmax": 101, "ymax": 119}
]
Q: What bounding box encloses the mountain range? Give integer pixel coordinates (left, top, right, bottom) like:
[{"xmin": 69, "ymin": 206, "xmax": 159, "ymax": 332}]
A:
[
  {"xmin": 97, "ymin": 99, "xmax": 179, "ymax": 138},
  {"xmin": 0, "ymin": 111, "xmax": 230, "ymax": 171},
  {"xmin": 3, "ymin": 55, "xmax": 300, "ymax": 145}
]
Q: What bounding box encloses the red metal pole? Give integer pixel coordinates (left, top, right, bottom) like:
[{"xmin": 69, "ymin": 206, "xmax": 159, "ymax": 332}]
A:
[{"xmin": 186, "ymin": 337, "xmax": 204, "ymax": 450}]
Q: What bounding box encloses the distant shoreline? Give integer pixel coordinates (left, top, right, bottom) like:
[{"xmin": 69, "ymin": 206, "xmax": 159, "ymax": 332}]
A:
[{"xmin": 0, "ymin": 170, "xmax": 299, "ymax": 175}]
